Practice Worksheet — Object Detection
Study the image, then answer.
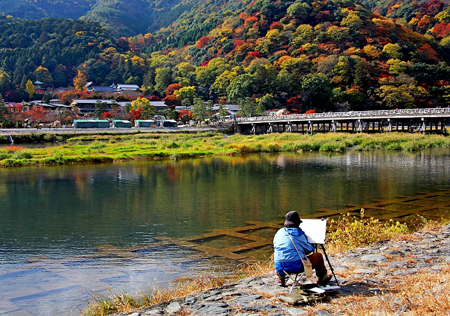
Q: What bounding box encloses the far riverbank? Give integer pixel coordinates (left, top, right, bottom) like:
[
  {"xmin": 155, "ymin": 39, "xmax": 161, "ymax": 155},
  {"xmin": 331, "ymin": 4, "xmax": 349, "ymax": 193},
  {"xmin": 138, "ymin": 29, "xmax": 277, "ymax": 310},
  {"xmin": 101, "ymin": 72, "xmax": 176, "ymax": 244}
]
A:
[
  {"xmin": 1, "ymin": 131, "xmax": 450, "ymax": 168},
  {"xmin": 0, "ymin": 122, "xmax": 233, "ymax": 138}
]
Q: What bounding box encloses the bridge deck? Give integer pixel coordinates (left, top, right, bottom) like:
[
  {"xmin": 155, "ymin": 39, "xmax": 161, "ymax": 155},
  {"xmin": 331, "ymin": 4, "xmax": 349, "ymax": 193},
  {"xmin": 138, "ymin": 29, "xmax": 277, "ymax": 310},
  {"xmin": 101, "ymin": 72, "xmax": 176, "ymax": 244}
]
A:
[{"xmin": 235, "ymin": 108, "xmax": 450, "ymax": 134}]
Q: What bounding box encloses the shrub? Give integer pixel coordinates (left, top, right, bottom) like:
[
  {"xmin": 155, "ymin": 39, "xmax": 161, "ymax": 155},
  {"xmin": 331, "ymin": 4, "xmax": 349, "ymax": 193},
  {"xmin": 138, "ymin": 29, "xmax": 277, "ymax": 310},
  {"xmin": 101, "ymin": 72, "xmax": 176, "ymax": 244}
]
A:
[
  {"xmin": 167, "ymin": 142, "xmax": 180, "ymax": 149},
  {"xmin": 52, "ymin": 151, "xmax": 65, "ymax": 164},
  {"xmin": 89, "ymin": 141, "xmax": 107, "ymax": 149},
  {"xmin": 12, "ymin": 151, "xmax": 32, "ymax": 159},
  {"xmin": 327, "ymin": 209, "xmax": 409, "ymax": 252},
  {"xmin": 319, "ymin": 142, "xmax": 345, "ymax": 152},
  {"xmin": 267, "ymin": 143, "xmax": 280, "ymax": 152},
  {"xmin": 43, "ymin": 133, "xmax": 58, "ymax": 142},
  {"xmin": 0, "ymin": 152, "xmax": 9, "ymax": 160}
]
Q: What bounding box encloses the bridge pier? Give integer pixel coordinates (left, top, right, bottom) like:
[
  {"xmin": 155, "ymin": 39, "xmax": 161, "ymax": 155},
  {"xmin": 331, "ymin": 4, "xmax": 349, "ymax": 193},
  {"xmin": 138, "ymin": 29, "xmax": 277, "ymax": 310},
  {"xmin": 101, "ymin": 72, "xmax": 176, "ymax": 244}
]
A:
[
  {"xmin": 331, "ymin": 120, "xmax": 336, "ymax": 132},
  {"xmin": 307, "ymin": 121, "xmax": 313, "ymax": 134},
  {"xmin": 286, "ymin": 122, "xmax": 292, "ymax": 132}
]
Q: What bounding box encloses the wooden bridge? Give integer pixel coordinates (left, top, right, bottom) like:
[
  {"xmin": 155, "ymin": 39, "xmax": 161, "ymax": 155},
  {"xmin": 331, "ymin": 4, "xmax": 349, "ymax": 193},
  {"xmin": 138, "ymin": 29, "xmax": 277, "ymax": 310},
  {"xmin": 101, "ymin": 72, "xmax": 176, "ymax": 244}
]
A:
[{"xmin": 235, "ymin": 108, "xmax": 450, "ymax": 135}]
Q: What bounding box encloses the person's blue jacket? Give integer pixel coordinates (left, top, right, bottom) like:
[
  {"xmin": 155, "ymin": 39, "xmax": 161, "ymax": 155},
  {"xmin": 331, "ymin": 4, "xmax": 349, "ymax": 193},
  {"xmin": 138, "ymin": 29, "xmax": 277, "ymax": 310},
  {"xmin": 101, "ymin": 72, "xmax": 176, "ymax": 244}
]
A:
[{"xmin": 273, "ymin": 227, "xmax": 314, "ymax": 274}]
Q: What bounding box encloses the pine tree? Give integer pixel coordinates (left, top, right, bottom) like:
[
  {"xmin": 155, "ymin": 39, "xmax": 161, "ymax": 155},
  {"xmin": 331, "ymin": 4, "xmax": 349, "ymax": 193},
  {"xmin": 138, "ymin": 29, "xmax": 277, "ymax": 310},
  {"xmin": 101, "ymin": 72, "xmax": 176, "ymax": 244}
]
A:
[{"xmin": 20, "ymin": 75, "xmax": 28, "ymax": 91}]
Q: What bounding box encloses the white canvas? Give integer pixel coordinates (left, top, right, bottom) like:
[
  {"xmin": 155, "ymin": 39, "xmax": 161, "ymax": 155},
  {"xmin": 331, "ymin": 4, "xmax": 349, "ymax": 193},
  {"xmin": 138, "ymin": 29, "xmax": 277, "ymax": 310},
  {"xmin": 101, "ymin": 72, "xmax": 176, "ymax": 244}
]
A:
[{"xmin": 299, "ymin": 219, "xmax": 327, "ymax": 244}]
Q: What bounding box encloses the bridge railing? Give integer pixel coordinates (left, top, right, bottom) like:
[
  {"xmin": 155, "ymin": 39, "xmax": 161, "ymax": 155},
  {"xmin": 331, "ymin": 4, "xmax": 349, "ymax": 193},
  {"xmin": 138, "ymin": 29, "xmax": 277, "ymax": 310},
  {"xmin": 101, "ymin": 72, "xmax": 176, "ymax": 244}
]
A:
[{"xmin": 235, "ymin": 107, "xmax": 450, "ymax": 123}]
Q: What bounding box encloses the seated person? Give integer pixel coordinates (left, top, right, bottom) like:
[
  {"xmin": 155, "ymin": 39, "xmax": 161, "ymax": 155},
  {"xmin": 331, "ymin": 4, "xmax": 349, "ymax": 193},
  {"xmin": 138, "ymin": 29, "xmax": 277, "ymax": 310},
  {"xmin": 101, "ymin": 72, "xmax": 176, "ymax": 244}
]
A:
[{"xmin": 273, "ymin": 211, "xmax": 332, "ymax": 287}]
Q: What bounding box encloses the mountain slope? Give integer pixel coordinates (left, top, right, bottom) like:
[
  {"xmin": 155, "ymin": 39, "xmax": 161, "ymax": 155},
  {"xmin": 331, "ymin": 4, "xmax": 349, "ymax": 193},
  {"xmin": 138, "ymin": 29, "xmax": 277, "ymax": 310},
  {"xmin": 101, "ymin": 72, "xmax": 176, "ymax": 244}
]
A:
[
  {"xmin": 0, "ymin": 0, "xmax": 95, "ymax": 19},
  {"xmin": 80, "ymin": 0, "xmax": 189, "ymax": 36},
  {"xmin": 0, "ymin": 0, "xmax": 192, "ymax": 36}
]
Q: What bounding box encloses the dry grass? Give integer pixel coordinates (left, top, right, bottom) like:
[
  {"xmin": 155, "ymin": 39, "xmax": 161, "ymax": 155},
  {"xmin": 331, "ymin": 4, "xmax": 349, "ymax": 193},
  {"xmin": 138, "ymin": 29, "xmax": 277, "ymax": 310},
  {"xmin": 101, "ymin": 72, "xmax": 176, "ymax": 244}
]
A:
[
  {"xmin": 82, "ymin": 258, "xmax": 279, "ymax": 315},
  {"xmin": 303, "ymin": 268, "xmax": 450, "ymax": 315},
  {"xmin": 82, "ymin": 274, "xmax": 229, "ymax": 316}
]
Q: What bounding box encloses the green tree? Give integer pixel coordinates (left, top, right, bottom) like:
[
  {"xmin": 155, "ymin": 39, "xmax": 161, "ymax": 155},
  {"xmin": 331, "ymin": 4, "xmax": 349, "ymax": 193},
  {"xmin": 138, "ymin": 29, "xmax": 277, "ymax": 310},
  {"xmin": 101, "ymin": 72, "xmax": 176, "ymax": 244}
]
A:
[
  {"xmin": 141, "ymin": 102, "xmax": 155, "ymax": 119},
  {"xmin": 237, "ymin": 97, "xmax": 256, "ymax": 117},
  {"xmin": 0, "ymin": 93, "xmax": 9, "ymax": 125},
  {"xmin": 382, "ymin": 43, "xmax": 402, "ymax": 59},
  {"xmin": 218, "ymin": 100, "xmax": 229, "ymax": 119},
  {"xmin": 258, "ymin": 94, "xmax": 276, "ymax": 111},
  {"xmin": 341, "ymin": 11, "xmax": 363, "ymax": 30},
  {"xmin": 287, "ymin": 2, "xmax": 311, "ymax": 21},
  {"xmin": 20, "ymin": 75, "xmax": 28, "ymax": 91},
  {"xmin": 206, "ymin": 100, "xmax": 215, "ymax": 117},
  {"xmin": 191, "ymin": 97, "xmax": 208, "ymax": 122},
  {"xmin": 301, "ymin": 73, "xmax": 333, "ymax": 111},
  {"xmin": 42, "ymin": 93, "xmax": 52, "ymax": 104},
  {"xmin": 387, "ymin": 59, "xmax": 409, "ymax": 76},
  {"xmin": 376, "ymin": 75, "xmax": 429, "ymax": 108},
  {"xmin": 158, "ymin": 108, "xmax": 178, "ymax": 120},
  {"xmin": 326, "ymin": 26, "xmax": 350, "ymax": 42},
  {"xmin": 212, "ymin": 70, "xmax": 238, "ymax": 97},
  {"xmin": 175, "ymin": 62, "xmax": 196, "ymax": 86},
  {"xmin": 354, "ymin": 59, "xmax": 370, "ymax": 89},
  {"xmin": 35, "ymin": 66, "xmax": 53, "ymax": 85},
  {"xmin": 292, "ymin": 24, "xmax": 314, "ymax": 45},
  {"xmin": 93, "ymin": 100, "xmax": 108, "ymax": 118},
  {"xmin": 333, "ymin": 56, "xmax": 354, "ymax": 86},
  {"xmin": 155, "ymin": 67, "xmax": 172, "ymax": 94},
  {"xmin": 227, "ymin": 74, "xmax": 256, "ymax": 104},
  {"xmin": 0, "ymin": 72, "xmax": 12, "ymax": 94}
]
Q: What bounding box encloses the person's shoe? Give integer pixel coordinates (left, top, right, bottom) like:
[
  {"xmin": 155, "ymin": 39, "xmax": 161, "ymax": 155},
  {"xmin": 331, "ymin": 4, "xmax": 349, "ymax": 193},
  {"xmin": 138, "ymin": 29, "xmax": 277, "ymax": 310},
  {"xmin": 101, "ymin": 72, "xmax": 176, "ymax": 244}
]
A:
[
  {"xmin": 277, "ymin": 279, "xmax": 286, "ymax": 287},
  {"xmin": 317, "ymin": 274, "xmax": 332, "ymax": 287}
]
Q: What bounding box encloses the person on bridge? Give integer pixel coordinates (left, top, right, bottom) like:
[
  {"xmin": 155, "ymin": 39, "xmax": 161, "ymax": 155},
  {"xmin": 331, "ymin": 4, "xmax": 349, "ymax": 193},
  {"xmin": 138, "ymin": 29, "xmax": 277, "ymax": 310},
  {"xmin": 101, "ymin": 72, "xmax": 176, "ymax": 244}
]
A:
[{"xmin": 273, "ymin": 211, "xmax": 331, "ymax": 287}]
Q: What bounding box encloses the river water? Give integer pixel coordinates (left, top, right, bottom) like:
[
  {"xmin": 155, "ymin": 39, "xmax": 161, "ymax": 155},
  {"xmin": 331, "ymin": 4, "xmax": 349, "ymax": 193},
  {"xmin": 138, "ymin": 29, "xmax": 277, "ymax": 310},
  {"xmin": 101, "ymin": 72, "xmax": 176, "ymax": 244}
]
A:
[{"xmin": 1, "ymin": 149, "xmax": 450, "ymax": 315}]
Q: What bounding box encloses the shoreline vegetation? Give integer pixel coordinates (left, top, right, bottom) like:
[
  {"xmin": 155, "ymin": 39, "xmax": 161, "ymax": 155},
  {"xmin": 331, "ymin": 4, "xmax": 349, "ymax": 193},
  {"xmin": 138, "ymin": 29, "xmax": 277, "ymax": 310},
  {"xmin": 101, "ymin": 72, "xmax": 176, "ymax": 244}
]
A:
[
  {"xmin": 81, "ymin": 212, "xmax": 450, "ymax": 316},
  {"xmin": 1, "ymin": 132, "xmax": 450, "ymax": 168}
]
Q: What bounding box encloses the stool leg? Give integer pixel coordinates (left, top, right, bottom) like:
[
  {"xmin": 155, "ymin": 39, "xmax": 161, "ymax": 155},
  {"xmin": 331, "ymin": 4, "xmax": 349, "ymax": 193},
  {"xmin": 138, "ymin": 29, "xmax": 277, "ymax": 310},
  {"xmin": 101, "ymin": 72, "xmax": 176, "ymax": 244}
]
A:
[{"xmin": 289, "ymin": 274, "xmax": 299, "ymax": 293}]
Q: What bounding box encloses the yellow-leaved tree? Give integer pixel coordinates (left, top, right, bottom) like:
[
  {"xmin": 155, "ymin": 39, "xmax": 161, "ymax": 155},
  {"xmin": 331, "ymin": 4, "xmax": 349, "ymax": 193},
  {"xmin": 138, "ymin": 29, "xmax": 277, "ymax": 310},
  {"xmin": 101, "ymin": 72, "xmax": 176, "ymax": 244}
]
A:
[
  {"xmin": 25, "ymin": 80, "xmax": 35, "ymax": 99},
  {"xmin": 73, "ymin": 70, "xmax": 88, "ymax": 90}
]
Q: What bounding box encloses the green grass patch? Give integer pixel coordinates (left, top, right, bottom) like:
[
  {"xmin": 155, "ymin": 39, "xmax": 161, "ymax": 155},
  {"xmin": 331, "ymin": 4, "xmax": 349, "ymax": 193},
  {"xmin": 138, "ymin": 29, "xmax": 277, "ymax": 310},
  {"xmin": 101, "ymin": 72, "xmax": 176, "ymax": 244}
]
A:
[{"xmin": 1, "ymin": 132, "xmax": 449, "ymax": 168}]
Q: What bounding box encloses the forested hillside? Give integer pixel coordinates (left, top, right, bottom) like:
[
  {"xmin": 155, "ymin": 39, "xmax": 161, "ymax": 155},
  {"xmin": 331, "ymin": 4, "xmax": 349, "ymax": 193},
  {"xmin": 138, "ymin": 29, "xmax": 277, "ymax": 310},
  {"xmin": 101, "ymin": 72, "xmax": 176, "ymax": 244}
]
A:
[
  {"xmin": 1, "ymin": 0, "xmax": 450, "ymax": 113},
  {"xmin": 0, "ymin": 0, "xmax": 190, "ymax": 36},
  {"xmin": 0, "ymin": 15, "xmax": 118, "ymax": 100},
  {"xmin": 0, "ymin": 0, "xmax": 95, "ymax": 20},
  {"xmin": 362, "ymin": 0, "xmax": 450, "ymax": 37},
  {"xmin": 80, "ymin": 0, "xmax": 190, "ymax": 36}
]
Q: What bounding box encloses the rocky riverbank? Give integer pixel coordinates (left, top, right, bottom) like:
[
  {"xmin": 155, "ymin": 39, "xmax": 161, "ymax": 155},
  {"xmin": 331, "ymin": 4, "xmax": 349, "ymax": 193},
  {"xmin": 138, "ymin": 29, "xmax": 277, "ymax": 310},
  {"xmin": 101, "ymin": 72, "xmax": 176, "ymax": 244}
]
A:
[{"xmin": 108, "ymin": 224, "xmax": 450, "ymax": 316}]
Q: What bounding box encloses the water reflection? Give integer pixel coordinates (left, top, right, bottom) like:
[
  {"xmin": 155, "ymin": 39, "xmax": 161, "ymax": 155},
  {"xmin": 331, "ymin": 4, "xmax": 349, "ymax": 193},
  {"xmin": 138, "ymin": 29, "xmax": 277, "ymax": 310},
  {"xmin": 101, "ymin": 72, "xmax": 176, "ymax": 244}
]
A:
[{"xmin": 1, "ymin": 149, "xmax": 450, "ymax": 266}]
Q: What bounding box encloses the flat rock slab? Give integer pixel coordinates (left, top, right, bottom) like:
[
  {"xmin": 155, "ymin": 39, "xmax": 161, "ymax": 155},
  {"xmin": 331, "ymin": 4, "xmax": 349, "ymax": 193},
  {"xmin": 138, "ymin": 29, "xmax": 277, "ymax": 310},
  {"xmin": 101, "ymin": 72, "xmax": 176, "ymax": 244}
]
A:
[
  {"xmin": 190, "ymin": 302, "xmax": 232, "ymax": 315},
  {"xmin": 286, "ymin": 307, "xmax": 308, "ymax": 315},
  {"xmin": 361, "ymin": 255, "xmax": 387, "ymax": 262},
  {"xmin": 354, "ymin": 269, "xmax": 375, "ymax": 274},
  {"xmin": 231, "ymin": 294, "xmax": 263, "ymax": 306},
  {"xmin": 166, "ymin": 301, "xmax": 181, "ymax": 314},
  {"xmin": 314, "ymin": 309, "xmax": 332, "ymax": 316}
]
